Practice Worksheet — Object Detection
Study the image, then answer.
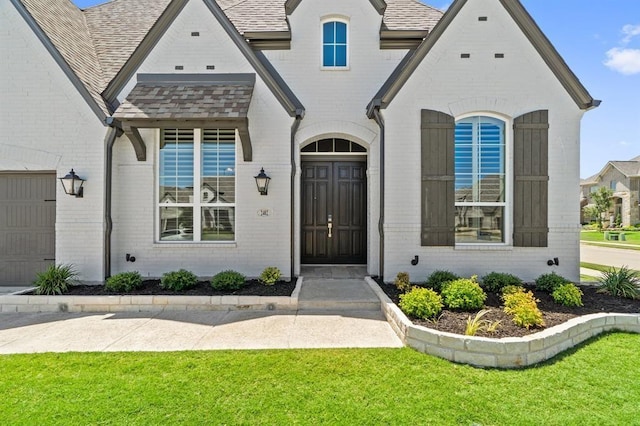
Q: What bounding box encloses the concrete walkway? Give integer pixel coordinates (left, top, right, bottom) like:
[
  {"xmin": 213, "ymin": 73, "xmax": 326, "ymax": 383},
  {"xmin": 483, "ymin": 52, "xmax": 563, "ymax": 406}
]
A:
[{"xmin": 0, "ymin": 267, "xmax": 403, "ymax": 354}]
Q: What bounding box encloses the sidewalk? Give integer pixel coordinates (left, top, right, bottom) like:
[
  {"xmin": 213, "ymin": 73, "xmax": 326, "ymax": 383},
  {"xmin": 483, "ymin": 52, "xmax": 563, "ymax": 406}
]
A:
[{"xmin": 0, "ymin": 272, "xmax": 403, "ymax": 354}]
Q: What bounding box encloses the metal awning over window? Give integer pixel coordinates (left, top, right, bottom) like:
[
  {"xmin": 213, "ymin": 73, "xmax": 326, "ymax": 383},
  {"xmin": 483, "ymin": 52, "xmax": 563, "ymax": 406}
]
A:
[{"xmin": 113, "ymin": 74, "xmax": 255, "ymax": 161}]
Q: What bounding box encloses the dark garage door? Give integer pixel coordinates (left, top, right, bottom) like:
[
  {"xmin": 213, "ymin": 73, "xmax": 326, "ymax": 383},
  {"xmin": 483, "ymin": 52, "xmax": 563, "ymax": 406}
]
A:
[{"xmin": 0, "ymin": 173, "xmax": 55, "ymax": 286}]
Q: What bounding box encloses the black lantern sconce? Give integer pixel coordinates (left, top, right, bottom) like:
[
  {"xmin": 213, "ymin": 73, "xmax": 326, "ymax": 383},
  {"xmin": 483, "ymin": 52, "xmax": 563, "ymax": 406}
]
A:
[
  {"xmin": 254, "ymin": 168, "xmax": 271, "ymax": 196},
  {"xmin": 59, "ymin": 169, "xmax": 85, "ymax": 198}
]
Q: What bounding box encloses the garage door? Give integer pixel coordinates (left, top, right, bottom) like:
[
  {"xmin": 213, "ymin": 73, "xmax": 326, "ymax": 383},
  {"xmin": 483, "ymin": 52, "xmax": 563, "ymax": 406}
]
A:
[{"xmin": 0, "ymin": 173, "xmax": 55, "ymax": 286}]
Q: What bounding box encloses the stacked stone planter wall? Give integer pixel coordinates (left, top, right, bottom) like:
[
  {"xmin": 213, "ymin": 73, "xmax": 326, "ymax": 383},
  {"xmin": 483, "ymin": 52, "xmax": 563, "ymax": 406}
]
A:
[
  {"xmin": 365, "ymin": 277, "xmax": 640, "ymax": 368},
  {"xmin": 0, "ymin": 278, "xmax": 302, "ymax": 313}
]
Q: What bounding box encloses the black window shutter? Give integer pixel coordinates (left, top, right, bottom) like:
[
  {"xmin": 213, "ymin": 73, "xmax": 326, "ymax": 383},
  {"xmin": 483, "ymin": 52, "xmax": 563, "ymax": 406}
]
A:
[
  {"xmin": 513, "ymin": 110, "xmax": 549, "ymax": 247},
  {"xmin": 421, "ymin": 109, "xmax": 455, "ymax": 246}
]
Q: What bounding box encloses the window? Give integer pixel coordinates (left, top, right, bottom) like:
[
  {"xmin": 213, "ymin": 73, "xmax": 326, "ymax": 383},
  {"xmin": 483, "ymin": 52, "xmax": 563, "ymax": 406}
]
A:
[
  {"xmin": 159, "ymin": 128, "xmax": 236, "ymax": 242},
  {"xmin": 610, "ymin": 180, "xmax": 617, "ymax": 191},
  {"xmin": 454, "ymin": 116, "xmax": 506, "ymax": 243},
  {"xmin": 322, "ymin": 20, "xmax": 348, "ymax": 68}
]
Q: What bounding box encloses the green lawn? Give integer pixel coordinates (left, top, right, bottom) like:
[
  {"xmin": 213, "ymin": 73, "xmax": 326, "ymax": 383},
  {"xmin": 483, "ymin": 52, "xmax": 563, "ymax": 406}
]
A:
[
  {"xmin": 2, "ymin": 334, "xmax": 640, "ymax": 425},
  {"xmin": 581, "ymin": 230, "xmax": 640, "ymax": 247}
]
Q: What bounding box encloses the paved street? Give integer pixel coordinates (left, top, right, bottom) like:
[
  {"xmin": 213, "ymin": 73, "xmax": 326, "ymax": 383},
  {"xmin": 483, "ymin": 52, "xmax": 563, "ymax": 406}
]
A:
[{"xmin": 581, "ymin": 243, "xmax": 640, "ymax": 270}]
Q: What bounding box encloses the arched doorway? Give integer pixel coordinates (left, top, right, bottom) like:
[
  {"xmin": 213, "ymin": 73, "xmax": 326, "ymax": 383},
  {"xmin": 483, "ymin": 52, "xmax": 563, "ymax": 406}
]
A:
[{"xmin": 300, "ymin": 138, "xmax": 367, "ymax": 264}]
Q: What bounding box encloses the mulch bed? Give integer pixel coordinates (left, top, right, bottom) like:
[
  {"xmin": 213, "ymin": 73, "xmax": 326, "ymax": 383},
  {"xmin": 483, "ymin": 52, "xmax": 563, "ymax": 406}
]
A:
[
  {"xmin": 377, "ymin": 281, "xmax": 640, "ymax": 338},
  {"xmin": 30, "ymin": 279, "xmax": 296, "ymax": 297}
]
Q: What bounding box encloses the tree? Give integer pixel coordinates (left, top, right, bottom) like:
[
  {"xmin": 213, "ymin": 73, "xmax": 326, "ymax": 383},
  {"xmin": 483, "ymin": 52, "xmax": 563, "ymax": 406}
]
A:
[{"xmin": 591, "ymin": 187, "xmax": 613, "ymax": 231}]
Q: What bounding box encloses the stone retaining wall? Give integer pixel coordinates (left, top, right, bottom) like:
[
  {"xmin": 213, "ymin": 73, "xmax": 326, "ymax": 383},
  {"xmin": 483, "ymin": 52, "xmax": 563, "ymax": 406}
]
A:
[
  {"xmin": 0, "ymin": 278, "xmax": 302, "ymax": 313},
  {"xmin": 365, "ymin": 277, "xmax": 640, "ymax": 368}
]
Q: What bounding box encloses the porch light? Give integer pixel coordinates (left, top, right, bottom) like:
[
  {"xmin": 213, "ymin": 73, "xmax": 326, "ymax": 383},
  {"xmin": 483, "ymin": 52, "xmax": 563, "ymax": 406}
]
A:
[
  {"xmin": 59, "ymin": 169, "xmax": 85, "ymax": 198},
  {"xmin": 254, "ymin": 168, "xmax": 271, "ymax": 196}
]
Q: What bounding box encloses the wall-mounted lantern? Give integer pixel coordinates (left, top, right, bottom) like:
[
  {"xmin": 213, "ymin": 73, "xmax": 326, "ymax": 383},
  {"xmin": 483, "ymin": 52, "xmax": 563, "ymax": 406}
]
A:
[
  {"xmin": 59, "ymin": 169, "xmax": 85, "ymax": 198},
  {"xmin": 254, "ymin": 168, "xmax": 271, "ymax": 196}
]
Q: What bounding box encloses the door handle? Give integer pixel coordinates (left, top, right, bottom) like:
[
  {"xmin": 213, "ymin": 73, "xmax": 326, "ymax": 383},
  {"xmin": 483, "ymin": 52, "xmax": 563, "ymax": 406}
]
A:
[{"xmin": 328, "ymin": 214, "xmax": 332, "ymax": 238}]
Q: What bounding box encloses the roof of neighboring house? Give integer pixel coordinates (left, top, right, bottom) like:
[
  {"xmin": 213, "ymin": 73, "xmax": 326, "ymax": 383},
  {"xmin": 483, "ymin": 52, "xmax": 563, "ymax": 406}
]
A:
[
  {"xmin": 14, "ymin": 0, "xmax": 440, "ymax": 121},
  {"xmin": 113, "ymin": 74, "xmax": 254, "ymax": 120},
  {"xmin": 580, "ymin": 155, "xmax": 640, "ymax": 185}
]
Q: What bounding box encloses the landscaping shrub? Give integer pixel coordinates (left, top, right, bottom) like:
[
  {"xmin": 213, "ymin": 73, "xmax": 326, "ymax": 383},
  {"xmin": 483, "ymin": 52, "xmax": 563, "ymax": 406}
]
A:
[
  {"xmin": 160, "ymin": 269, "xmax": 197, "ymax": 291},
  {"xmin": 441, "ymin": 276, "xmax": 486, "ymax": 311},
  {"xmin": 552, "ymin": 283, "xmax": 584, "ymax": 307},
  {"xmin": 535, "ymin": 272, "xmax": 569, "ymax": 293},
  {"xmin": 105, "ymin": 271, "xmax": 143, "ymax": 292},
  {"xmin": 481, "ymin": 272, "xmax": 523, "ymax": 293},
  {"xmin": 211, "ymin": 270, "xmax": 246, "ymax": 291},
  {"xmin": 597, "ymin": 266, "xmax": 640, "ymax": 300},
  {"xmin": 260, "ymin": 266, "xmax": 281, "ymax": 286},
  {"xmin": 34, "ymin": 264, "xmax": 77, "ymax": 295},
  {"xmin": 399, "ymin": 287, "xmax": 443, "ymax": 320},
  {"xmin": 394, "ymin": 272, "xmax": 411, "ymax": 293},
  {"xmin": 502, "ymin": 287, "xmax": 544, "ymax": 329},
  {"xmin": 424, "ymin": 270, "xmax": 459, "ymax": 292}
]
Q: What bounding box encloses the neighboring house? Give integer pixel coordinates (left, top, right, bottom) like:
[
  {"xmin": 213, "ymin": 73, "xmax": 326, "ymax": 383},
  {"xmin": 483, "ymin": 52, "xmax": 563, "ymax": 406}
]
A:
[
  {"xmin": 580, "ymin": 155, "xmax": 640, "ymax": 227},
  {"xmin": 1, "ymin": 0, "xmax": 598, "ymax": 286}
]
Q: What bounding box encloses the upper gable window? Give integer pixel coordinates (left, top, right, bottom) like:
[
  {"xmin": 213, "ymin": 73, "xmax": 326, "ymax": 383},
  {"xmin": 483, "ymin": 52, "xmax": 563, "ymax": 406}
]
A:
[{"xmin": 322, "ymin": 20, "xmax": 348, "ymax": 68}]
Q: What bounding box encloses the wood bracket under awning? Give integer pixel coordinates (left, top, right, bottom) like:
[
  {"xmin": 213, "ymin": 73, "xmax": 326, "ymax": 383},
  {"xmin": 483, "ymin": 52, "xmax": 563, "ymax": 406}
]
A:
[{"xmin": 120, "ymin": 118, "xmax": 253, "ymax": 162}]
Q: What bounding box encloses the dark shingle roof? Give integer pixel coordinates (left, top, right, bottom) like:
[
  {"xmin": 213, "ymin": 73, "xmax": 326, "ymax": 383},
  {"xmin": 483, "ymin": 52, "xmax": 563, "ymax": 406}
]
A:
[
  {"xmin": 113, "ymin": 75, "xmax": 254, "ymax": 120},
  {"xmin": 383, "ymin": 0, "xmax": 442, "ymax": 31},
  {"xmin": 17, "ymin": 0, "xmax": 441, "ymax": 117},
  {"xmin": 84, "ymin": 0, "xmax": 173, "ymax": 86},
  {"xmin": 20, "ymin": 0, "xmax": 109, "ymax": 113}
]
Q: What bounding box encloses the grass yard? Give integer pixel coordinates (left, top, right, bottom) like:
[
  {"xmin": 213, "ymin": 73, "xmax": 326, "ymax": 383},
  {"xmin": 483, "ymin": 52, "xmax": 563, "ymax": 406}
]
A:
[
  {"xmin": 1, "ymin": 333, "xmax": 640, "ymax": 425},
  {"xmin": 581, "ymin": 230, "xmax": 640, "ymax": 248}
]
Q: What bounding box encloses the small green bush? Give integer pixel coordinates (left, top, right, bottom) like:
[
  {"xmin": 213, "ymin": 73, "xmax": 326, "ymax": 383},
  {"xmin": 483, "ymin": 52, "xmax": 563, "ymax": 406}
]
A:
[
  {"xmin": 597, "ymin": 266, "xmax": 640, "ymax": 299},
  {"xmin": 424, "ymin": 270, "xmax": 459, "ymax": 292},
  {"xmin": 34, "ymin": 264, "xmax": 77, "ymax": 295},
  {"xmin": 260, "ymin": 266, "xmax": 282, "ymax": 286},
  {"xmin": 160, "ymin": 269, "xmax": 198, "ymax": 291},
  {"xmin": 552, "ymin": 283, "xmax": 584, "ymax": 307},
  {"xmin": 399, "ymin": 287, "xmax": 443, "ymax": 319},
  {"xmin": 441, "ymin": 276, "xmax": 487, "ymax": 311},
  {"xmin": 211, "ymin": 270, "xmax": 246, "ymax": 291},
  {"xmin": 394, "ymin": 272, "xmax": 411, "ymax": 293},
  {"xmin": 502, "ymin": 287, "xmax": 544, "ymax": 329},
  {"xmin": 105, "ymin": 271, "xmax": 143, "ymax": 292},
  {"xmin": 481, "ymin": 272, "xmax": 523, "ymax": 293},
  {"xmin": 502, "ymin": 285, "xmax": 524, "ymax": 296},
  {"xmin": 535, "ymin": 272, "xmax": 569, "ymax": 293}
]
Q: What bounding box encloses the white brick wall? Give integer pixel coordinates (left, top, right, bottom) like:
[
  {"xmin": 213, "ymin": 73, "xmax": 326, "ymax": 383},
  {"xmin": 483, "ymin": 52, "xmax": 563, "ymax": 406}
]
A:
[
  {"xmin": 1, "ymin": 1, "xmax": 108, "ymax": 282},
  {"xmin": 2, "ymin": 0, "xmax": 591, "ymax": 284},
  {"xmin": 264, "ymin": 0, "xmax": 405, "ymax": 275},
  {"xmin": 111, "ymin": 0, "xmax": 294, "ymax": 279},
  {"xmin": 381, "ymin": 0, "xmax": 587, "ymax": 282}
]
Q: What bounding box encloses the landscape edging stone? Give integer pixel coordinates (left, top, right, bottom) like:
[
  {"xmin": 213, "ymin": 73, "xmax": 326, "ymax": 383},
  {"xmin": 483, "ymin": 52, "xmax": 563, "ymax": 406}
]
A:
[
  {"xmin": 0, "ymin": 277, "xmax": 303, "ymax": 313},
  {"xmin": 364, "ymin": 277, "xmax": 640, "ymax": 368}
]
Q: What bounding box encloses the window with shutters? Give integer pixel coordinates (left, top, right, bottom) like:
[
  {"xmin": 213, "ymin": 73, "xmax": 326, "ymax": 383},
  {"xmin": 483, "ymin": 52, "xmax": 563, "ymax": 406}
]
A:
[
  {"xmin": 158, "ymin": 128, "xmax": 236, "ymax": 242},
  {"xmin": 454, "ymin": 116, "xmax": 506, "ymax": 244},
  {"xmin": 322, "ymin": 19, "xmax": 348, "ymax": 68}
]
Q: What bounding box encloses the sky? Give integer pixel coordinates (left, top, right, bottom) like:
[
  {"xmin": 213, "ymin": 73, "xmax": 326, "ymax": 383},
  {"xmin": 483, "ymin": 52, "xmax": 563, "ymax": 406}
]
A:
[{"xmin": 71, "ymin": 0, "xmax": 640, "ymax": 179}]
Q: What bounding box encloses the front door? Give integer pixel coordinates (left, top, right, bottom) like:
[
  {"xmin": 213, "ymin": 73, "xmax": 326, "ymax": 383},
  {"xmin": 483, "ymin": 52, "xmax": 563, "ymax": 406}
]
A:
[{"xmin": 301, "ymin": 161, "xmax": 366, "ymax": 264}]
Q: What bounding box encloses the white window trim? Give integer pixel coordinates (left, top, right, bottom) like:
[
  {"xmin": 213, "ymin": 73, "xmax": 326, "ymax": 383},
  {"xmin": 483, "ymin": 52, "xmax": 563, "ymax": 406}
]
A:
[
  {"xmin": 155, "ymin": 128, "xmax": 238, "ymax": 244},
  {"xmin": 454, "ymin": 112, "xmax": 513, "ymax": 246},
  {"xmin": 320, "ymin": 16, "xmax": 350, "ymax": 70}
]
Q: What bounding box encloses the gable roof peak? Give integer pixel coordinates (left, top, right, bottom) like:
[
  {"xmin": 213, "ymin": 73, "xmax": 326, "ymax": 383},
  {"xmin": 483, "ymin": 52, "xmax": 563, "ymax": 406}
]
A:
[{"xmin": 368, "ymin": 0, "xmax": 599, "ymax": 117}]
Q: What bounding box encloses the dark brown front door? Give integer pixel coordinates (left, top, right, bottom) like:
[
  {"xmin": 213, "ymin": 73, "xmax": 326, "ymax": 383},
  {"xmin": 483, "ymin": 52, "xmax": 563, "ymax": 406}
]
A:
[{"xmin": 301, "ymin": 161, "xmax": 366, "ymax": 264}]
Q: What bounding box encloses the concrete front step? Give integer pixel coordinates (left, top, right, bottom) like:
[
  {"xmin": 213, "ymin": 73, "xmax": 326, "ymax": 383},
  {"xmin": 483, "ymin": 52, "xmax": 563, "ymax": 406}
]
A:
[
  {"xmin": 297, "ymin": 278, "xmax": 380, "ymax": 311},
  {"xmin": 298, "ymin": 300, "xmax": 381, "ymax": 311}
]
